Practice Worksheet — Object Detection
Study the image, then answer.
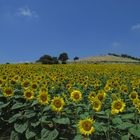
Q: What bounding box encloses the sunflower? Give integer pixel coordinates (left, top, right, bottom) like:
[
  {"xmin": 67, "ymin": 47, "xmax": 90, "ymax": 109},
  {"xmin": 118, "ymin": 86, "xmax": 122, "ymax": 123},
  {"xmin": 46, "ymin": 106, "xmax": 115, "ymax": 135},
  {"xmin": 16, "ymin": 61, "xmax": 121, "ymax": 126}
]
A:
[
  {"xmin": 38, "ymin": 91, "xmax": 50, "ymax": 105},
  {"xmin": 40, "ymin": 86, "xmax": 48, "ymax": 92},
  {"xmin": 104, "ymin": 84, "xmax": 111, "ymax": 92},
  {"xmin": 51, "ymin": 97, "xmax": 65, "ymax": 112},
  {"xmin": 3, "ymin": 87, "xmax": 14, "ymax": 97},
  {"xmin": 24, "ymin": 89, "xmax": 34, "ymax": 100},
  {"xmin": 92, "ymin": 98, "xmax": 102, "ymax": 112},
  {"xmin": 129, "ymin": 91, "xmax": 138, "ymax": 101},
  {"xmin": 31, "ymin": 82, "xmax": 38, "ymax": 91},
  {"xmin": 111, "ymin": 99, "xmax": 126, "ymax": 115},
  {"xmin": 136, "ymin": 103, "xmax": 140, "ymax": 114},
  {"xmin": 22, "ymin": 80, "xmax": 30, "ymax": 89},
  {"xmin": 78, "ymin": 118, "xmax": 95, "ymax": 136},
  {"xmin": 133, "ymin": 98, "xmax": 140, "ymax": 107},
  {"xmin": 120, "ymin": 85, "xmax": 128, "ymax": 94},
  {"xmin": 96, "ymin": 90, "xmax": 106, "ymax": 102},
  {"xmin": 88, "ymin": 91, "xmax": 96, "ymax": 102},
  {"xmin": 70, "ymin": 90, "xmax": 82, "ymax": 103}
]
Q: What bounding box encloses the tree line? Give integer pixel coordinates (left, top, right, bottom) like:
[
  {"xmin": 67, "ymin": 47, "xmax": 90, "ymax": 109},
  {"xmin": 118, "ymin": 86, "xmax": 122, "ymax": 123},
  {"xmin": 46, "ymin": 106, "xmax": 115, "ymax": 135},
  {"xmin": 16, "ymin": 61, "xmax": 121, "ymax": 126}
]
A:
[
  {"xmin": 108, "ymin": 53, "xmax": 140, "ymax": 61},
  {"xmin": 36, "ymin": 52, "xmax": 79, "ymax": 64}
]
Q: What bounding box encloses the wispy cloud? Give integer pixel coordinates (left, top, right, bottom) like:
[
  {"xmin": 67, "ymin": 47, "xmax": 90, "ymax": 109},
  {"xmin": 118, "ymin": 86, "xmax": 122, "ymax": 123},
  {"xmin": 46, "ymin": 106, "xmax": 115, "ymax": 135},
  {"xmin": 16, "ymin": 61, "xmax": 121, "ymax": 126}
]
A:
[
  {"xmin": 112, "ymin": 42, "xmax": 120, "ymax": 48},
  {"xmin": 17, "ymin": 6, "xmax": 38, "ymax": 18},
  {"xmin": 131, "ymin": 23, "xmax": 140, "ymax": 31}
]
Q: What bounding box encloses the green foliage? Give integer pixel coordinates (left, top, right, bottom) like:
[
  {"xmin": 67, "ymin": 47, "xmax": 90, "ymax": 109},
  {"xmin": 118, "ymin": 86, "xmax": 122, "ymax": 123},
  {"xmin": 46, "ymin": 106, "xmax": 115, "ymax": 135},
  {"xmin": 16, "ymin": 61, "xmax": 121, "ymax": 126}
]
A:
[{"xmin": 58, "ymin": 52, "xmax": 69, "ymax": 63}]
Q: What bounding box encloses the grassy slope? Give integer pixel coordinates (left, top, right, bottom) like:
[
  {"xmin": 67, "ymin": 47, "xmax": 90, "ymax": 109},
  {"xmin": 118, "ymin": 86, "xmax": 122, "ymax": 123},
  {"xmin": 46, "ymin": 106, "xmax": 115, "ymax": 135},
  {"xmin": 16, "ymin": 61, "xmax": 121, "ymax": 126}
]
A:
[{"xmin": 74, "ymin": 55, "xmax": 140, "ymax": 64}]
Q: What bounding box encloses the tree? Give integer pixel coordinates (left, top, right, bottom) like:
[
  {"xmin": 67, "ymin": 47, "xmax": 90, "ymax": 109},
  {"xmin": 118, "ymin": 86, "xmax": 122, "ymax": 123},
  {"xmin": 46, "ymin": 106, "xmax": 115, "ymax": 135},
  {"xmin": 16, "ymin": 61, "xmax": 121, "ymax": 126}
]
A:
[
  {"xmin": 58, "ymin": 52, "xmax": 69, "ymax": 64},
  {"xmin": 52, "ymin": 57, "xmax": 59, "ymax": 64},
  {"xmin": 36, "ymin": 55, "xmax": 59, "ymax": 64},
  {"xmin": 74, "ymin": 56, "xmax": 79, "ymax": 61},
  {"xmin": 36, "ymin": 55, "xmax": 53, "ymax": 64}
]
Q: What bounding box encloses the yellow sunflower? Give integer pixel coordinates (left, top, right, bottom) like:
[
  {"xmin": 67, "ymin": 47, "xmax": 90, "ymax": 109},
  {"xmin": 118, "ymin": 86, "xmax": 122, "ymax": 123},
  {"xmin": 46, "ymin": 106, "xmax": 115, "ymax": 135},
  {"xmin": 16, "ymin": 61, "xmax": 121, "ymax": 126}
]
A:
[
  {"xmin": 96, "ymin": 90, "xmax": 106, "ymax": 102},
  {"xmin": 129, "ymin": 91, "xmax": 138, "ymax": 101},
  {"xmin": 24, "ymin": 89, "xmax": 34, "ymax": 100},
  {"xmin": 78, "ymin": 118, "xmax": 95, "ymax": 136},
  {"xmin": 38, "ymin": 91, "xmax": 50, "ymax": 105},
  {"xmin": 111, "ymin": 99, "xmax": 126, "ymax": 115},
  {"xmin": 91, "ymin": 98, "xmax": 102, "ymax": 112},
  {"xmin": 31, "ymin": 82, "xmax": 38, "ymax": 91},
  {"xmin": 70, "ymin": 90, "xmax": 82, "ymax": 103},
  {"xmin": 51, "ymin": 97, "xmax": 65, "ymax": 112},
  {"xmin": 133, "ymin": 98, "xmax": 140, "ymax": 107},
  {"xmin": 104, "ymin": 84, "xmax": 111, "ymax": 92},
  {"xmin": 3, "ymin": 87, "xmax": 14, "ymax": 97},
  {"xmin": 88, "ymin": 91, "xmax": 96, "ymax": 102},
  {"xmin": 22, "ymin": 80, "xmax": 30, "ymax": 89},
  {"xmin": 136, "ymin": 103, "xmax": 140, "ymax": 114}
]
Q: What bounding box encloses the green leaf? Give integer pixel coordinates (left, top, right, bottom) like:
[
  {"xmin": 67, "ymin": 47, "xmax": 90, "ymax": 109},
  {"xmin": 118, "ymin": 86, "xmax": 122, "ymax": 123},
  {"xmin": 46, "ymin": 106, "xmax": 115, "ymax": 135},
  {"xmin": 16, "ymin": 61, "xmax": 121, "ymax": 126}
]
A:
[
  {"xmin": 0, "ymin": 101, "xmax": 4, "ymax": 105},
  {"xmin": 73, "ymin": 134, "xmax": 83, "ymax": 140},
  {"xmin": 41, "ymin": 128, "xmax": 50, "ymax": 139},
  {"xmin": 79, "ymin": 112, "xmax": 90, "ymax": 119},
  {"xmin": 121, "ymin": 135, "xmax": 129, "ymax": 140},
  {"xmin": 116, "ymin": 122, "xmax": 134, "ymax": 130},
  {"xmin": 14, "ymin": 95, "xmax": 23, "ymax": 99},
  {"xmin": 94, "ymin": 122, "xmax": 107, "ymax": 133},
  {"xmin": 31, "ymin": 100, "xmax": 38, "ymax": 107},
  {"xmin": 0, "ymin": 102, "xmax": 10, "ymax": 109},
  {"xmin": 95, "ymin": 111, "xmax": 105, "ymax": 115},
  {"xmin": 12, "ymin": 102, "xmax": 26, "ymax": 110},
  {"xmin": 0, "ymin": 94, "xmax": 4, "ymax": 97},
  {"xmin": 43, "ymin": 105, "xmax": 51, "ymax": 112},
  {"xmin": 24, "ymin": 110, "xmax": 36, "ymax": 118},
  {"xmin": 47, "ymin": 129, "xmax": 59, "ymax": 140},
  {"xmin": 112, "ymin": 117, "xmax": 122, "ymax": 125},
  {"xmin": 129, "ymin": 125, "xmax": 140, "ymax": 138},
  {"xmin": 10, "ymin": 130, "xmax": 19, "ymax": 140},
  {"xmin": 53, "ymin": 118, "xmax": 70, "ymax": 125},
  {"xmin": 9, "ymin": 113, "xmax": 22, "ymax": 123},
  {"xmin": 121, "ymin": 113, "xmax": 135, "ymax": 120},
  {"xmin": 31, "ymin": 121, "xmax": 40, "ymax": 127},
  {"xmin": 14, "ymin": 121, "xmax": 28, "ymax": 133},
  {"xmin": 41, "ymin": 129, "xmax": 58, "ymax": 140},
  {"xmin": 25, "ymin": 128, "xmax": 36, "ymax": 140}
]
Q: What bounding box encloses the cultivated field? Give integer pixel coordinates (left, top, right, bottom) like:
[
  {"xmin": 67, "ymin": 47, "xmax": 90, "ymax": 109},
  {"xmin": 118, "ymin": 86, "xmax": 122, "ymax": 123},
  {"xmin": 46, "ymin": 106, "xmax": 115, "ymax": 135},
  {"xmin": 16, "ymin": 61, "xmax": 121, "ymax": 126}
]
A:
[
  {"xmin": 0, "ymin": 64, "xmax": 140, "ymax": 140},
  {"xmin": 75, "ymin": 55, "xmax": 140, "ymax": 64}
]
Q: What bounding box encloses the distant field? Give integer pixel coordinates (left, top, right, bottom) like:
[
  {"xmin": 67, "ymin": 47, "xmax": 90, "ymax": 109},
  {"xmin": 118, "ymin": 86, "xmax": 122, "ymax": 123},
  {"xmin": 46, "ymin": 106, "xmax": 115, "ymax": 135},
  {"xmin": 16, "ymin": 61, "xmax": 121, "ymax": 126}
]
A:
[{"xmin": 74, "ymin": 55, "xmax": 140, "ymax": 64}]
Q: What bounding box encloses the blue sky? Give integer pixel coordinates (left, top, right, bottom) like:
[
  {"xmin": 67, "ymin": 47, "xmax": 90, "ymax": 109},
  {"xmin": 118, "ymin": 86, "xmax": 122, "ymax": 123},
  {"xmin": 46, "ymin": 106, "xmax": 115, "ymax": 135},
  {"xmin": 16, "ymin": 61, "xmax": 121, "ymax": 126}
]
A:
[{"xmin": 0, "ymin": 0, "xmax": 140, "ymax": 63}]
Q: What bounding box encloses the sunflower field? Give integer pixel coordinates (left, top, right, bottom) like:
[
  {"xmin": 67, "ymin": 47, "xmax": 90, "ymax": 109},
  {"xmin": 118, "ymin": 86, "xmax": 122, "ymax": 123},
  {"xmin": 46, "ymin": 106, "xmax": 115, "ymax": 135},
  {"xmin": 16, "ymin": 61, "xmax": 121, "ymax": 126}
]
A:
[{"xmin": 0, "ymin": 64, "xmax": 140, "ymax": 140}]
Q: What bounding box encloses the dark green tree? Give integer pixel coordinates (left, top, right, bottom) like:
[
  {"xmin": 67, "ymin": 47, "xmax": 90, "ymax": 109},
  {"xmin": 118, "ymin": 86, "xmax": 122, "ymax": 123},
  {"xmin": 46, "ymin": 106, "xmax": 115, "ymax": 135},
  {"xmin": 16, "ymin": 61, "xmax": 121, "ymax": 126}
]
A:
[
  {"xmin": 58, "ymin": 52, "xmax": 69, "ymax": 64},
  {"xmin": 73, "ymin": 56, "xmax": 79, "ymax": 61},
  {"xmin": 36, "ymin": 55, "xmax": 53, "ymax": 64}
]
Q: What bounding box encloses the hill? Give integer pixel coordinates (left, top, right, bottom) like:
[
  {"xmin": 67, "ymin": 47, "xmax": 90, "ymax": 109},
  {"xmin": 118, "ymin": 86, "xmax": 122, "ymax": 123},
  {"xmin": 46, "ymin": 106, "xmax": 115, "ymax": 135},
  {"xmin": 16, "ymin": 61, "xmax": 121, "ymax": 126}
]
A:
[{"xmin": 73, "ymin": 55, "xmax": 140, "ymax": 64}]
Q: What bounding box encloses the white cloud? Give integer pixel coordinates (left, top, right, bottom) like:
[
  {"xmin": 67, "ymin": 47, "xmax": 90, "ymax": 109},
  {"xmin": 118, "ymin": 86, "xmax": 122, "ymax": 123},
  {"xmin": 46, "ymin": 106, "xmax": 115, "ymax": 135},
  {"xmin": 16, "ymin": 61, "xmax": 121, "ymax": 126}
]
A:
[
  {"xmin": 17, "ymin": 7, "xmax": 38, "ymax": 18},
  {"xmin": 131, "ymin": 23, "xmax": 140, "ymax": 31},
  {"xmin": 112, "ymin": 42, "xmax": 120, "ymax": 47}
]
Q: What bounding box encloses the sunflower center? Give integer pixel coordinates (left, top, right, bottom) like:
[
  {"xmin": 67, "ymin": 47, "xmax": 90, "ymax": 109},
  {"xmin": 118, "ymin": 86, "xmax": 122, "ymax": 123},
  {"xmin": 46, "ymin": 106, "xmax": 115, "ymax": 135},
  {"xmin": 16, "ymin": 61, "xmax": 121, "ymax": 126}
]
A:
[
  {"xmin": 93, "ymin": 102, "xmax": 99, "ymax": 108},
  {"xmin": 54, "ymin": 100, "xmax": 62, "ymax": 108},
  {"xmin": 24, "ymin": 82, "xmax": 30, "ymax": 87},
  {"xmin": 32, "ymin": 84, "xmax": 37, "ymax": 89},
  {"xmin": 98, "ymin": 94, "xmax": 103, "ymax": 101},
  {"xmin": 40, "ymin": 94, "xmax": 47, "ymax": 102},
  {"xmin": 26, "ymin": 92, "xmax": 32, "ymax": 98},
  {"xmin": 74, "ymin": 93, "xmax": 80, "ymax": 99},
  {"xmin": 114, "ymin": 102, "xmax": 122, "ymax": 110},
  {"xmin": 0, "ymin": 80, "xmax": 3, "ymax": 84},
  {"xmin": 5, "ymin": 89, "xmax": 12, "ymax": 95},
  {"xmin": 131, "ymin": 94, "xmax": 136, "ymax": 99},
  {"xmin": 82, "ymin": 121, "xmax": 92, "ymax": 131}
]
